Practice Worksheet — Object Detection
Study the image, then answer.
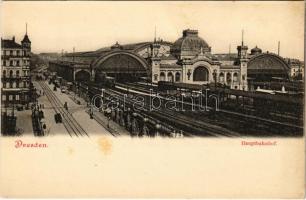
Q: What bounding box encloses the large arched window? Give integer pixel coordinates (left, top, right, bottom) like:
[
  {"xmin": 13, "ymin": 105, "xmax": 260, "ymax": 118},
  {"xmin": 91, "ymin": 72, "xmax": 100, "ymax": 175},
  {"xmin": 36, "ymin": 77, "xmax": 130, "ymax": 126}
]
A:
[
  {"xmin": 219, "ymin": 72, "xmax": 224, "ymax": 82},
  {"xmin": 233, "ymin": 73, "xmax": 238, "ymax": 82},
  {"xmin": 160, "ymin": 72, "xmax": 165, "ymax": 81},
  {"xmin": 167, "ymin": 72, "xmax": 174, "ymax": 82},
  {"xmin": 3, "ymin": 70, "xmax": 6, "ymax": 77},
  {"xmin": 9, "ymin": 70, "xmax": 13, "ymax": 77},
  {"xmin": 193, "ymin": 66, "xmax": 209, "ymax": 81},
  {"xmin": 226, "ymin": 73, "xmax": 231, "ymax": 83},
  {"xmin": 16, "ymin": 70, "xmax": 20, "ymax": 77},
  {"xmin": 175, "ymin": 72, "xmax": 181, "ymax": 82}
]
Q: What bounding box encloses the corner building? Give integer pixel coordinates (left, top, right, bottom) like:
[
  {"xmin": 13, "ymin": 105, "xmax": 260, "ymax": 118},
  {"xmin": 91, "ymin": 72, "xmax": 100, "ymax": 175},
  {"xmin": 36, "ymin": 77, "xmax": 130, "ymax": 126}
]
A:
[{"xmin": 1, "ymin": 33, "xmax": 31, "ymax": 106}]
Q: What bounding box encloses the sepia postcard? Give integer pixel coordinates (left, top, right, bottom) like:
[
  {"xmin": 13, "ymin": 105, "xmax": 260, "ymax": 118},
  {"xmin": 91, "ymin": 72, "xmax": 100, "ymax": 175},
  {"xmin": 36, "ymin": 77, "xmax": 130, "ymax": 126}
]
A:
[{"xmin": 0, "ymin": 1, "xmax": 305, "ymax": 198}]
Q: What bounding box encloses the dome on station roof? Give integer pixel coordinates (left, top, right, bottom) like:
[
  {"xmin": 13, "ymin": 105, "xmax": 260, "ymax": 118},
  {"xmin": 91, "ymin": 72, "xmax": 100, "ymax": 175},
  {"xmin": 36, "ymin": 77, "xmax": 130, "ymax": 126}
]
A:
[
  {"xmin": 170, "ymin": 29, "xmax": 211, "ymax": 58},
  {"xmin": 251, "ymin": 46, "xmax": 262, "ymax": 55}
]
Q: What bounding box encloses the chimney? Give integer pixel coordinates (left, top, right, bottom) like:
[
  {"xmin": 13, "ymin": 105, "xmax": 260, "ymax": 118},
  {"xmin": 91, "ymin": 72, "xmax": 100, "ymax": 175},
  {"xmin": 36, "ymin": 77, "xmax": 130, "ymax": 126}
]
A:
[{"xmin": 12, "ymin": 36, "xmax": 15, "ymax": 42}]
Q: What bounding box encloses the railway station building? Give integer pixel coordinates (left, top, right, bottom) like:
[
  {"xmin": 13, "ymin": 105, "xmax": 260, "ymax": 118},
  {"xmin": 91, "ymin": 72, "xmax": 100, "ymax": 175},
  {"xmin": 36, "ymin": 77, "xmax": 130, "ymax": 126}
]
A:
[{"xmin": 49, "ymin": 29, "xmax": 302, "ymax": 91}]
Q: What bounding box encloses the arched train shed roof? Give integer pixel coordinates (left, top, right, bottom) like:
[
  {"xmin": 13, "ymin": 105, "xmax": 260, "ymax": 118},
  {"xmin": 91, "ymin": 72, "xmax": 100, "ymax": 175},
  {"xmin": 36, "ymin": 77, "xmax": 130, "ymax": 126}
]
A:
[{"xmin": 247, "ymin": 53, "xmax": 290, "ymax": 78}]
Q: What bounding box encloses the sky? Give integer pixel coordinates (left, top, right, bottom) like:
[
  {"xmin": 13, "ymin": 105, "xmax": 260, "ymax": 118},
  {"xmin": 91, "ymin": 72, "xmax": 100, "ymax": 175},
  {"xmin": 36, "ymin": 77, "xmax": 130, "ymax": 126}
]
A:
[{"xmin": 1, "ymin": 1, "xmax": 304, "ymax": 60}]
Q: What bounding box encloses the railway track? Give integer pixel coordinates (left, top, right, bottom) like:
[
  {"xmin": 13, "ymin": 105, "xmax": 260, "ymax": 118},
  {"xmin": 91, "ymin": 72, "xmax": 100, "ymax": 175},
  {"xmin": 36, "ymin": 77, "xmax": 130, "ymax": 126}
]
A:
[
  {"xmin": 106, "ymin": 88, "xmax": 240, "ymax": 137},
  {"xmin": 111, "ymin": 84, "xmax": 303, "ymax": 136},
  {"xmin": 119, "ymin": 83, "xmax": 303, "ymax": 129},
  {"xmin": 79, "ymin": 81, "xmax": 303, "ymax": 136},
  {"xmin": 38, "ymin": 81, "xmax": 88, "ymax": 137}
]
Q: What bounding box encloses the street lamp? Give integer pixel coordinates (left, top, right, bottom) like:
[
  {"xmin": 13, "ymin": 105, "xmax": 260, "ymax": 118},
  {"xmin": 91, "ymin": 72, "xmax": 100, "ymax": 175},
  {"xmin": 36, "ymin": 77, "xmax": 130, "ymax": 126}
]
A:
[
  {"xmin": 143, "ymin": 117, "xmax": 149, "ymax": 136},
  {"xmin": 127, "ymin": 61, "xmax": 130, "ymax": 95},
  {"xmin": 155, "ymin": 123, "xmax": 161, "ymax": 137},
  {"xmin": 105, "ymin": 107, "xmax": 112, "ymax": 128}
]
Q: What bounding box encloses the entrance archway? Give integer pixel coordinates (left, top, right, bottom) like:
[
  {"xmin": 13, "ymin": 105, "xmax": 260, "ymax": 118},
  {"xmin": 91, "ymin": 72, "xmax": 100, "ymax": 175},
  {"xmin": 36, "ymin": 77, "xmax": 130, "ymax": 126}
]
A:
[
  {"xmin": 193, "ymin": 66, "xmax": 209, "ymax": 81},
  {"xmin": 75, "ymin": 70, "xmax": 91, "ymax": 82}
]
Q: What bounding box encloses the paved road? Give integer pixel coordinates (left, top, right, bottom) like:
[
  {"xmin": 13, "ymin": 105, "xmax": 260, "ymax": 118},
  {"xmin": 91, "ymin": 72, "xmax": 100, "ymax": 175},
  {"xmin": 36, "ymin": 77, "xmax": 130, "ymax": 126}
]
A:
[{"xmin": 36, "ymin": 81, "xmax": 112, "ymax": 136}]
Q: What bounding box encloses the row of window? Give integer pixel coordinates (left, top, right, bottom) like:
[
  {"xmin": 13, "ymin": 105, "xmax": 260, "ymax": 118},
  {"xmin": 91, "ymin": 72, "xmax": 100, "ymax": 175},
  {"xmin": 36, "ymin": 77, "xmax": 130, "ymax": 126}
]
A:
[
  {"xmin": 219, "ymin": 72, "xmax": 245, "ymax": 82},
  {"xmin": 159, "ymin": 72, "xmax": 181, "ymax": 82},
  {"xmin": 155, "ymin": 70, "xmax": 245, "ymax": 83},
  {"xmin": 2, "ymin": 50, "xmax": 28, "ymax": 56},
  {"xmin": 292, "ymin": 68, "xmax": 303, "ymax": 72},
  {"xmin": 2, "ymin": 81, "xmax": 28, "ymax": 88},
  {"xmin": 1, "ymin": 94, "xmax": 28, "ymax": 101},
  {"xmin": 1, "ymin": 59, "xmax": 29, "ymax": 67},
  {"xmin": 2, "ymin": 69, "xmax": 29, "ymax": 77}
]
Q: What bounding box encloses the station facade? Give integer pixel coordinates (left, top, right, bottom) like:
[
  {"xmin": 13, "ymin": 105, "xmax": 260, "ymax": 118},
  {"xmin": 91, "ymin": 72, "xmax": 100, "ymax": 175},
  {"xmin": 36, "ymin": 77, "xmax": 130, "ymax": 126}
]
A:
[{"xmin": 49, "ymin": 29, "xmax": 302, "ymax": 91}]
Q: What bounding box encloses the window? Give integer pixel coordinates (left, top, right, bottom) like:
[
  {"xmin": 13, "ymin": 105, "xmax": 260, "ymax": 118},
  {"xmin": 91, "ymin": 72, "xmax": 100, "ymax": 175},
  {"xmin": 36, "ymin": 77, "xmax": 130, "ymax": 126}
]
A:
[
  {"xmin": 15, "ymin": 95, "xmax": 19, "ymax": 100},
  {"xmin": 23, "ymin": 81, "xmax": 26, "ymax": 88},
  {"xmin": 3, "ymin": 81, "xmax": 6, "ymax": 88},
  {"xmin": 16, "ymin": 70, "xmax": 20, "ymax": 77},
  {"xmin": 9, "ymin": 70, "xmax": 13, "ymax": 77},
  {"xmin": 10, "ymin": 50, "xmax": 13, "ymax": 55},
  {"xmin": 9, "ymin": 81, "xmax": 13, "ymax": 88},
  {"xmin": 2, "ymin": 95, "xmax": 6, "ymax": 101},
  {"xmin": 16, "ymin": 81, "xmax": 19, "ymax": 88},
  {"xmin": 3, "ymin": 70, "xmax": 6, "ymax": 77},
  {"xmin": 167, "ymin": 72, "xmax": 174, "ymax": 82},
  {"xmin": 17, "ymin": 51, "xmax": 20, "ymax": 56},
  {"xmin": 16, "ymin": 60, "xmax": 20, "ymax": 66},
  {"xmin": 9, "ymin": 95, "xmax": 13, "ymax": 101},
  {"xmin": 219, "ymin": 73, "xmax": 224, "ymax": 82},
  {"xmin": 175, "ymin": 72, "xmax": 181, "ymax": 82},
  {"xmin": 160, "ymin": 72, "xmax": 165, "ymax": 81},
  {"xmin": 10, "ymin": 60, "xmax": 13, "ymax": 66},
  {"xmin": 226, "ymin": 73, "xmax": 231, "ymax": 83},
  {"xmin": 233, "ymin": 73, "xmax": 238, "ymax": 82}
]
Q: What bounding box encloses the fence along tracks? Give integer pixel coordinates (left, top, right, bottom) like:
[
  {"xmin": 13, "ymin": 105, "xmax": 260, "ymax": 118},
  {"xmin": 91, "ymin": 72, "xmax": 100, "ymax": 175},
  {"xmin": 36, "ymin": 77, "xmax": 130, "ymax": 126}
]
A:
[{"xmin": 38, "ymin": 81, "xmax": 88, "ymax": 137}]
